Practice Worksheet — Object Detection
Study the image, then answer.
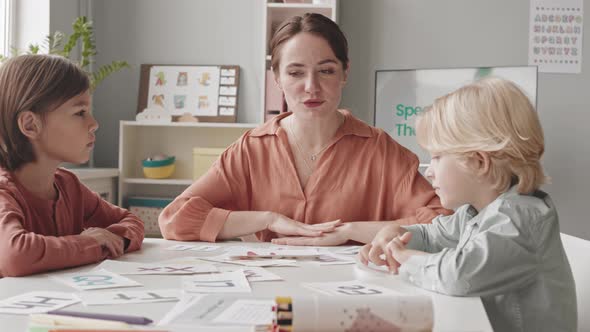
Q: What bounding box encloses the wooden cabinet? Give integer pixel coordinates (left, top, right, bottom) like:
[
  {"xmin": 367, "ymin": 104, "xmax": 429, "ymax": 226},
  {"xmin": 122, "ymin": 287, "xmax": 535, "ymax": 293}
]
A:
[{"xmin": 261, "ymin": 0, "xmax": 339, "ymax": 122}]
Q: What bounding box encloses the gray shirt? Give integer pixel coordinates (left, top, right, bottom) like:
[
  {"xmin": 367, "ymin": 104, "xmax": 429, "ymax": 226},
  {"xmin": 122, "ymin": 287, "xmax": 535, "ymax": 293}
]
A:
[{"xmin": 401, "ymin": 187, "xmax": 577, "ymax": 332}]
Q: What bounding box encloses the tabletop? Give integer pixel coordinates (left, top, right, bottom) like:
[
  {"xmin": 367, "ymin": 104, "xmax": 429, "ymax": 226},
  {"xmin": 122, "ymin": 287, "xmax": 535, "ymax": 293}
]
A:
[{"xmin": 0, "ymin": 238, "xmax": 493, "ymax": 331}]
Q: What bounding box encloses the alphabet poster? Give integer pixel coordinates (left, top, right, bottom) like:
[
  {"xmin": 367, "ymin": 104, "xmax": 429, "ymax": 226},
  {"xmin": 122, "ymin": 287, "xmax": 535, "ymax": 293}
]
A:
[{"xmin": 529, "ymin": 0, "xmax": 584, "ymax": 73}]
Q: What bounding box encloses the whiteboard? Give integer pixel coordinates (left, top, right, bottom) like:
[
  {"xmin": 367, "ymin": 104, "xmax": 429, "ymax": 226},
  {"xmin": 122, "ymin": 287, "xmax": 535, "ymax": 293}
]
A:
[{"xmin": 374, "ymin": 66, "xmax": 538, "ymax": 165}]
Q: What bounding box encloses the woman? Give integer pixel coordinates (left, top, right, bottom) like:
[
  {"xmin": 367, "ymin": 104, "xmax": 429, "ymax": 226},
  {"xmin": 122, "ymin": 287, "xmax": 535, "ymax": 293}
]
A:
[{"xmin": 159, "ymin": 13, "xmax": 448, "ymax": 246}]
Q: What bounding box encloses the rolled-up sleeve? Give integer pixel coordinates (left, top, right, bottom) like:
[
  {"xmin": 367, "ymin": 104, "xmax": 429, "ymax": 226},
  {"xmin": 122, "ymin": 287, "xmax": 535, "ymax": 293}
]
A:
[
  {"xmin": 403, "ymin": 211, "xmax": 463, "ymax": 253},
  {"xmin": 159, "ymin": 140, "xmax": 249, "ymax": 242}
]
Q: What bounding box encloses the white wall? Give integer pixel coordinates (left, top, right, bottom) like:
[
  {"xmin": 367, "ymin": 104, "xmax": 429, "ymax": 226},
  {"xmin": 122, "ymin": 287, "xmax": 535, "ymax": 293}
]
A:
[
  {"xmin": 90, "ymin": 0, "xmax": 263, "ymax": 167},
  {"xmin": 338, "ymin": 0, "xmax": 590, "ymax": 239},
  {"xmin": 14, "ymin": 0, "xmax": 50, "ymax": 51}
]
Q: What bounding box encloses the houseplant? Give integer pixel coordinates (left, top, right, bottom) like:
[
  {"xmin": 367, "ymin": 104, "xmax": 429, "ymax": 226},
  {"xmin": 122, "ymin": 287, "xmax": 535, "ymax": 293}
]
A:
[{"xmin": 0, "ymin": 16, "xmax": 129, "ymax": 91}]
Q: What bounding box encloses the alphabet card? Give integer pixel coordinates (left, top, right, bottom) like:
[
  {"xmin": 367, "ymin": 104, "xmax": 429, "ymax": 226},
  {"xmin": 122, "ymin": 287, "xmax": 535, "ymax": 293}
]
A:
[
  {"xmin": 76, "ymin": 289, "xmax": 182, "ymax": 306},
  {"xmin": 165, "ymin": 244, "xmax": 221, "ymax": 252},
  {"xmin": 182, "ymin": 270, "xmax": 251, "ymax": 294},
  {"xmin": 303, "ymin": 280, "xmax": 400, "ymax": 296},
  {"xmin": 332, "ymin": 246, "xmax": 362, "ymax": 256},
  {"xmin": 199, "ymin": 254, "xmax": 298, "ymax": 267},
  {"xmin": 314, "ymin": 253, "xmax": 356, "ymax": 266},
  {"xmin": 165, "ymin": 244, "xmax": 197, "ymax": 251},
  {"xmin": 94, "ymin": 259, "xmax": 218, "ymax": 275},
  {"xmin": 0, "ymin": 291, "xmax": 79, "ymax": 314},
  {"xmin": 53, "ymin": 269, "xmax": 142, "ymax": 291},
  {"xmin": 225, "ymin": 246, "xmax": 321, "ymax": 259},
  {"xmin": 217, "ymin": 266, "xmax": 283, "ymax": 282}
]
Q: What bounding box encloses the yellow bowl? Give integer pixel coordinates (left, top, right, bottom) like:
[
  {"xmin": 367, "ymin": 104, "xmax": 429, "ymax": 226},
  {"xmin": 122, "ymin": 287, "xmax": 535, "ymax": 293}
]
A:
[{"xmin": 143, "ymin": 164, "xmax": 175, "ymax": 179}]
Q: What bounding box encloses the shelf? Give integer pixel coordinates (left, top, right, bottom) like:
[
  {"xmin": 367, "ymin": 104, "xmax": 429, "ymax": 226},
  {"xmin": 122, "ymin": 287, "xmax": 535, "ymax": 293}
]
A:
[
  {"xmin": 121, "ymin": 121, "xmax": 257, "ymax": 129},
  {"xmin": 69, "ymin": 168, "xmax": 119, "ymax": 180},
  {"xmin": 124, "ymin": 178, "xmax": 194, "ymax": 186}
]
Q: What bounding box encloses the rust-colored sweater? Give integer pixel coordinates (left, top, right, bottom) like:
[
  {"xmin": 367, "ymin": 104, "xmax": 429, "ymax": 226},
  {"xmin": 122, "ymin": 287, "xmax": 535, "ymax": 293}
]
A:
[
  {"xmin": 160, "ymin": 110, "xmax": 448, "ymax": 242},
  {"xmin": 0, "ymin": 168, "xmax": 144, "ymax": 277}
]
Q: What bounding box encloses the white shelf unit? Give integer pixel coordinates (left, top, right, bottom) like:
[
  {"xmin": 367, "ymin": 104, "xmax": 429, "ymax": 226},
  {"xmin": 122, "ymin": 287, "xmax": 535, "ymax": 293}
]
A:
[
  {"xmin": 118, "ymin": 121, "xmax": 256, "ymax": 206},
  {"xmin": 261, "ymin": 0, "xmax": 338, "ymax": 122}
]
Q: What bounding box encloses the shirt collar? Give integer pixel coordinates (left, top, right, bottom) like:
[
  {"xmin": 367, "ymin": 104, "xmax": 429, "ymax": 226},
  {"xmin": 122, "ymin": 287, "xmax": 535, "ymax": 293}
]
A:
[{"xmin": 248, "ymin": 109, "xmax": 374, "ymax": 138}]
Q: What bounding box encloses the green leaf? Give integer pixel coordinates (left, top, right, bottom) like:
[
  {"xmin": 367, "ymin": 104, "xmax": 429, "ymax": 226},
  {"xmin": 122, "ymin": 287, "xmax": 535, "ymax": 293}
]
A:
[
  {"xmin": 28, "ymin": 44, "xmax": 40, "ymax": 54},
  {"xmin": 44, "ymin": 31, "xmax": 65, "ymax": 54},
  {"xmin": 4, "ymin": 15, "xmax": 129, "ymax": 91}
]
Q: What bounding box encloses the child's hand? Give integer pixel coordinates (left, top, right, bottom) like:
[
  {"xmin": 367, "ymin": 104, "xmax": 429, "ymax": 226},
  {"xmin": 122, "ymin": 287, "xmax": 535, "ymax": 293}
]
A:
[
  {"xmin": 385, "ymin": 232, "xmax": 413, "ymax": 274},
  {"xmin": 358, "ymin": 223, "xmax": 404, "ymax": 269},
  {"xmin": 82, "ymin": 228, "xmax": 125, "ymax": 258}
]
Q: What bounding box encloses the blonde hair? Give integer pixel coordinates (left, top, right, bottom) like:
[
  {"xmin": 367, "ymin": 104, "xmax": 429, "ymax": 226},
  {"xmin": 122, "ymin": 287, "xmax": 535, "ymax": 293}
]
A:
[{"xmin": 416, "ymin": 77, "xmax": 548, "ymax": 194}]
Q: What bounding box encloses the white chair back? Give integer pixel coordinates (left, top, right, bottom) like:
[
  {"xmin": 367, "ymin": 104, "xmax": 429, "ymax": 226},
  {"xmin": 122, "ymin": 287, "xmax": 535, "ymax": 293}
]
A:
[{"xmin": 561, "ymin": 233, "xmax": 590, "ymax": 332}]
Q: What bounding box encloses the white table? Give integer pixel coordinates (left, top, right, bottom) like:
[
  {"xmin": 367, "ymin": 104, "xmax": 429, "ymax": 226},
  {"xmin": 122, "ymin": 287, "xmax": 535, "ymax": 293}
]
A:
[{"xmin": 0, "ymin": 239, "xmax": 493, "ymax": 331}]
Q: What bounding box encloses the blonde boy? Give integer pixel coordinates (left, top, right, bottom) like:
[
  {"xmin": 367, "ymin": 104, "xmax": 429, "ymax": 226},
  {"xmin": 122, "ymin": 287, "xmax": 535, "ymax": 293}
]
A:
[{"xmin": 360, "ymin": 77, "xmax": 577, "ymax": 332}]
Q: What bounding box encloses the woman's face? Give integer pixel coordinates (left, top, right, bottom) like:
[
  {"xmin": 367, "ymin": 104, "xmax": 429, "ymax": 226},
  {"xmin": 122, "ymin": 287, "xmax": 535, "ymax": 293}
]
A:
[{"xmin": 275, "ymin": 32, "xmax": 348, "ymax": 119}]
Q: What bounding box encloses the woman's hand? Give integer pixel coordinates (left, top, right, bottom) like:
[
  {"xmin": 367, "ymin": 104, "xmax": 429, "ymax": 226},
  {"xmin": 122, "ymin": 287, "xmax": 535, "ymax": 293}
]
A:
[
  {"xmin": 358, "ymin": 223, "xmax": 406, "ymax": 270},
  {"xmin": 271, "ymin": 222, "xmax": 350, "ymax": 246},
  {"xmin": 267, "ymin": 213, "xmax": 341, "ymax": 238},
  {"xmin": 82, "ymin": 227, "xmax": 125, "ymax": 258}
]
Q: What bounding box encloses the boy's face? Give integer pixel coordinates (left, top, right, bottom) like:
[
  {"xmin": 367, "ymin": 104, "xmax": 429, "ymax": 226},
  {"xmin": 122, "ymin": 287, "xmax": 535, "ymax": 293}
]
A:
[
  {"xmin": 425, "ymin": 153, "xmax": 478, "ymax": 210},
  {"xmin": 36, "ymin": 90, "xmax": 98, "ymax": 165}
]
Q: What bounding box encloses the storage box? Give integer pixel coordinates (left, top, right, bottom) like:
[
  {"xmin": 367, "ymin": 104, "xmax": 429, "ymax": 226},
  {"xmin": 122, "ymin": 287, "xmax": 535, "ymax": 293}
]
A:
[
  {"xmin": 193, "ymin": 148, "xmax": 225, "ymax": 180},
  {"xmin": 127, "ymin": 197, "xmax": 173, "ymax": 238}
]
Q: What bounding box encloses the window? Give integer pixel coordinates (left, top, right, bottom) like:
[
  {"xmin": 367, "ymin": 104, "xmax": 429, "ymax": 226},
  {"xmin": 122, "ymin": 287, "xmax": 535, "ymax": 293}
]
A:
[{"xmin": 0, "ymin": 0, "xmax": 13, "ymax": 57}]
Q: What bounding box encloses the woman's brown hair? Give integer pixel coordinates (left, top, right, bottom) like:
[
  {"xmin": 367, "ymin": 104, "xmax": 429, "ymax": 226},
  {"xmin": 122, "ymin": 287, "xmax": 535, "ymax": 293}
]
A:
[
  {"xmin": 0, "ymin": 54, "xmax": 90, "ymax": 171},
  {"xmin": 269, "ymin": 13, "xmax": 349, "ymax": 74}
]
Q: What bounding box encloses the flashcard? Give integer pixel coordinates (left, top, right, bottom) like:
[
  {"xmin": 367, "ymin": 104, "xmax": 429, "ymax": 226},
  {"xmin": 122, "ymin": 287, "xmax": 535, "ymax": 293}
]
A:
[
  {"xmin": 189, "ymin": 245, "xmax": 221, "ymax": 252},
  {"xmin": 225, "ymin": 246, "xmax": 321, "ymax": 259},
  {"xmin": 332, "ymin": 246, "xmax": 362, "ymax": 255},
  {"xmin": 303, "ymin": 280, "xmax": 399, "ymax": 296},
  {"xmin": 219, "ymin": 86, "xmax": 237, "ymax": 96},
  {"xmin": 77, "ymin": 289, "xmax": 182, "ymax": 306},
  {"xmin": 221, "ymin": 69, "xmax": 236, "ymax": 76},
  {"xmin": 182, "ymin": 270, "xmax": 251, "ymax": 293},
  {"xmin": 217, "ymin": 266, "xmax": 283, "ymax": 282},
  {"xmin": 200, "ymin": 254, "xmax": 298, "ymax": 267},
  {"xmin": 314, "ymin": 253, "xmax": 356, "ymax": 265},
  {"xmin": 219, "ymin": 107, "xmax": 235, "ymax": 116},
  {"xmin": 165, "ymin": 244, "xmax": 196, "ymax": 251},
  {"xmin": 53, "ymin": 269, "xmax": 141, "ymax": 291},
  {"xmin": 95, "ymin": 260, "xmax": 218, "ymax": 275},
  {"xmin": 0, "ymin": 292, "xmax": 79, "ymax": 314},
  {"xmin": 220, "ymin": 77, "xmax": 235, "ymax": 85},
  {"xmin": 218, "ymin": 96, "xmax": 236, "ymax": 107},
  {"xmin": 212, "ymin": 299, "xmax": 274, "ymax": 325}
]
